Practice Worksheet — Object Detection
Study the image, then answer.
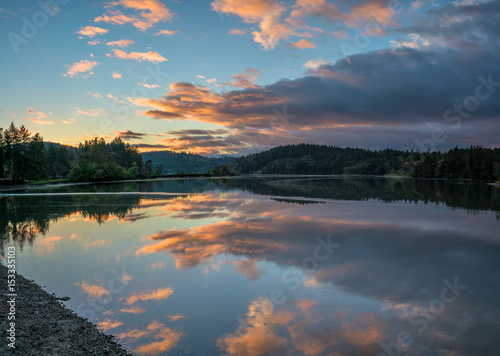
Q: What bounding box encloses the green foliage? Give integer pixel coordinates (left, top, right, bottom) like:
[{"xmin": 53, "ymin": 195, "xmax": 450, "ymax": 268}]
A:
[
  {"xmin": 231, "ymin": 143, "xmax": 500, "ymax": 181},
  {"xmin": 0, "ymin": 122, "xmax": 48, "ymax": 182},
  {"xmin": 207, "ymin": 164, "xmax": 237, "ymax": 176},
  {"xmin": 67, "ymin": 138, "xmax": 143, "ymax": 182}
]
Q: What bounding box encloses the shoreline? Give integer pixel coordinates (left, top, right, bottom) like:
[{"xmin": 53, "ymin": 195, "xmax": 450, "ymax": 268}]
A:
[
  {"xmin": 0, "ymin": 174, "xmax": 498, "ymax": 193},
  {"xmin": 0, "ymin": 265, "xmax": 133, "ymax": 355}
]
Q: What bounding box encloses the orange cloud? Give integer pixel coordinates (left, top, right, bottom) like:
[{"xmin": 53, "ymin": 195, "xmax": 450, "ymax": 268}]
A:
[
  {"xmin": 167, "ymin": 314, "xmax": 186, "ymax": 321},
  {"xmin": 290, "ymin": 38, "xmax": 316, "ymax": 49},
  {"xmin": 154, "ymin": 29, "xmax": 179, "ymax": 36},
  {"xmin": 37, "ymin": 236, "xmax": 61, "ymax": 254},
  {"xmin": 106, "ymin": 39, "xmax": 134, "ymax": 47},
  {"xmin": 217, "ymin": 297, "xmax": 295, "ymax": 356},
  {"xmin": 212, "ymin": 0, "xmax": 296, "ymax": 50},
  {"xmin": 125, "ymin": 287, "xmax": 174, "ymax": 305},
  {"xmin": 222, "ymin": 68, "xmax": 261, "ymax": 89},
  {"xmin": 30, "ymin": 118, "xmax": 56, "ymax": 125},
  {"xmin": 98, "ymin": 318, "xmax": 123, "ymax": 331},
  {"xmin": 228, "ymin": 28, "xmax": 247, "ymax": 35},
  {"xmin": 95, "ymin": 0, "xmax": 174, "ymax": 32},
  {"xmin": 75, "ymin": 281, "xmax": 110, "ymax": 299},
  {"xmin": 119, "ymin": 321, "xmax": 183, "ymax": 355},
  {"xmin": 138, "ymin": 83, "xmax": 160, "ymax": 89},
  {"xmin": 76, "ymin": 25, "xmax": 109, "ymax": 38},
  {"xmin": 212, "ymin": 0, "xmax": 285, "ymax": 23},
  {"xmin": 290, "ymin": 0, "xmax": 340, "ymax": 19},
  {"xmin": 291, "ymin": 0, "xmax": 398, "ymax": 35},
  {"xmin": 64, "ymin": 59, "xmax": 99, "ymax": 78},
  {"xmin": 111, "ymin": 49, "xmax": 167, "ymax": 63},
  {"xmin": 112, "ymin": 71, "xmax": 122, "ymax": 79}
]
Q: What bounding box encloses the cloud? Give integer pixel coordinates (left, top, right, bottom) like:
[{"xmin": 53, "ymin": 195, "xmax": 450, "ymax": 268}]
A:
[
  {"xmin": 303, "ymin": 58, "xmax": 328, "ymax": 70},
  {"xmin": 228, "ymin": 28, "xmax": 247, "ymax": 35},
  {"xmin": 138, "ymin": 83, "xmax": 161, "ymax": 89},
  {"xmin": 207, "ymin": 78, "xmax": 217, "ymax": 84},
  {"xmin": 75, "ymin": 281, "xmax": 110, "ymax": 299},
  {"xmin": 154, "ymin": 29, "xmax": 179, "ymax": 36},
  {"xmin": 121, "ymin": 306, "xmax": 146, "ymax": 314},
  {"xmin": 63, "ymin": 60, "xmax": 99, "ymax": 78},
  {"xmin": 89, "ymin": 92, "xmax": 103, "ymax": 99},
  {"xmin": 30, "ymin": 118, "xmax": 57, "ymax": 125},
  {"xmin": 211, "ymin": 0, "xmax": 297, "ymax": 50},
  {"xmin": 196, "ymin": 75, "xmax": 206, "ymax": 79},
  {"xmin": 222, "ymin": 68, "xmax": 261, "ymax": 89},
  {"xmin": 98, "ymin": 318, "xmax": 123, "ymax": 331},
  {"xmin": 167, "ymin": 314, "xmax": 186, "ymax": 321},
  {"xmin": 156, "ymin": 129, "xmax": 249, "ymax": 155},
  {"xmin": 119, "ymin": 321, "xmax": 182, "ymax": 355},
  {"xmin": 0, "ymin": 8, "xmax": 16, "ymax": 19},
  {"xmin": 115, "ymin": 130, "xmax": 147, "ymax": 140},
  {"xmin": 75, "ymin": 109, "xmax": 100, "ymax": 117},
  {"xmin": 95, "ymin": 0, "xmax": 174, "ymax": 32},
  {"xmin": 112, "ymin": 71, "xmax": 122, "ymax": 79},
  {"xmin": 133, "ymin": 143, "xmax": 171, "ymax": 150},
  {"xmin": 76, "ymin": 25, "xmax": 109, "ymax": 38},
  {"xmin": 398, "ymin": 0, "xmax": 500, "ymax": 51},
  {"xmin": 290, "ymin": 0, "xmax": 341, "ymax": 19},
  {"xmin": 88, "ymin": 39, "xmax": 101, "ymax": 46},
  {"xmin": 125, "ymin": 287, "xmax": 174, "ymax": 305},
  {"xmin": 217, "ymin": 297, "xmax": 292, "ymax": 355},
  {"xmin": 111, "ymin": 49, "xmax": 167, "ymax": 63},
  {"xmin": 290, "ymin": 38, "xmax": 316, "ymax": 49},
  {"xmin": 106, "ymin": 39, "xmax": 135, "ymax": 47},
  {"xmin": 289, "ymin": 0, "xmax": 400, "ymax": 38}
]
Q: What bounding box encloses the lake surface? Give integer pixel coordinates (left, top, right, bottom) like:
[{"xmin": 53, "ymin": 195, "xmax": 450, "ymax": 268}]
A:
[{"xmin": 1, "ymin": 176, "xmax": 500, "ymax": 355}]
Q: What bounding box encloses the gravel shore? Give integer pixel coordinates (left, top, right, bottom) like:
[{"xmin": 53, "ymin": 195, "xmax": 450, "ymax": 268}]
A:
[{"xmin": 0, "ymin": 265, "xmax": 133, "ymax": 355}]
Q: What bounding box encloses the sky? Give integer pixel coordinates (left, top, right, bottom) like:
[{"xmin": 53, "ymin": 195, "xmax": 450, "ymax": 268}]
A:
[{"xmin": 0, "ymin": 0, "xmax": 499, "ymax": 156}]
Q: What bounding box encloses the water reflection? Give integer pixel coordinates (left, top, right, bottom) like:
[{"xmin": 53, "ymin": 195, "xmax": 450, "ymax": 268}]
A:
[{"xmin": 1, "ymin": 177, "xmax": 499, "ymax": 355}]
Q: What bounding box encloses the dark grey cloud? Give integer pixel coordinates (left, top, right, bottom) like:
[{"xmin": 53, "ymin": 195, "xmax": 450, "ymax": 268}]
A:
[{"xmin": 115, "ymin": 129, "xmax": 147, "ymax": 140}]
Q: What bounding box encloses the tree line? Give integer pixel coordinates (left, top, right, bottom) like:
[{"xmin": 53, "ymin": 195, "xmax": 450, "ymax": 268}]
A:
[
  {"xmin": 2, "ymin": 124, "xmax": 499, "ymax": 184},
  {"xmin": 0, "ymin": 123, "xmax": 163, "ymax": 184},
  {"xmin": 231, "ymin": 143, "xmax": 500, "ymax": 181}
]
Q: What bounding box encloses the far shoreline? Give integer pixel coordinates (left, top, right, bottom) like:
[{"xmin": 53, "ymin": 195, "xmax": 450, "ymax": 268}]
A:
[{"xmin": 1, "ymin": 174, "xmax": 499, "ymax": 193}]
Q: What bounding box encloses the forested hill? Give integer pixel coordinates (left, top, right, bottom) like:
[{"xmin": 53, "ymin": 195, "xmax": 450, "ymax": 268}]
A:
[
  {"xmin": 230, "ymin": 144, "xmax": 500, "ymax": 181},
  {"xmin": 141, "ymin": 151, "xmax": 230, "ymax": 175}
]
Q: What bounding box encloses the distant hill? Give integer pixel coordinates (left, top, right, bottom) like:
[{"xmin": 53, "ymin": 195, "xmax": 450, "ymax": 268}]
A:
[
  {"xmin": 141, "ymin": 151, "xmax": 230, "ymax": 175},
  {"xmin": 43, "ymin": 142, "xmax": 75, "ymax": 150},
  {"xmin": 230, "ymin": 143, "xmax": 500, "ymax": 180}
]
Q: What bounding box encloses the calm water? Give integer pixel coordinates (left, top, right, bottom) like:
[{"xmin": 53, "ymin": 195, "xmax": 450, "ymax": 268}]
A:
[{"xmin": 1, "ymin": 177, "xmax": 500, "ymax": 355}]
